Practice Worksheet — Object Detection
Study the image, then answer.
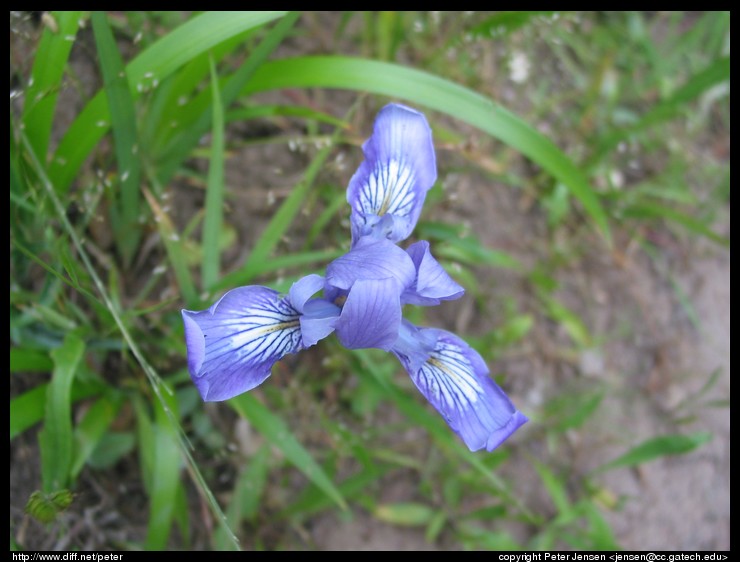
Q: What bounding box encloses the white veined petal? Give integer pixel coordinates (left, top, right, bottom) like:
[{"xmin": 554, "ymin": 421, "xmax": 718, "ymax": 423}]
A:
[
  {"xmin": 183, "ymin": 286, "xmax": 304, "ymax": 401},
  {"xmin": 396, "ymin": 327, "xmax": 527, "ymax": 452},
  {"xmin": 357, "ymin": 158, "xmax": 417, "ymax": 219}
]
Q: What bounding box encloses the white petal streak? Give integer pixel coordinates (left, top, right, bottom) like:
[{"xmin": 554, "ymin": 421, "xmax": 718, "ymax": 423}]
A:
[
  {"xmin": 358, "ymin": 158, "xmax": 416, "ymax": 218},
  {"xmin": 206, "ymin": 294, "xmax": 301, "ymax": 373},
  {"xmin": 416, "ymin": 341, "xmax": 482, "ymax": 413}
]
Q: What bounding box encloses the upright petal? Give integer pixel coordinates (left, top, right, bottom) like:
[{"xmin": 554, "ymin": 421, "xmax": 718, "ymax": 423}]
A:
[
  {"xmin": 300, "ymin": 298, "xmax": 340, "ymax": 348},
  {"xmin": 182, "ymin": 286, "xmax": 303, "ymax": 402},
  {"xmin": 326, "ymin": 236, "xmax": 416, "ymax": 294},
  {"xmin": 402, "ymin": 241, "xmax": 464, "ymax": 306},
  {"xmin": 288, "ymin": 273, "xmax": 326, "ymax": 313},
  {"xmin": 347, "ymin": 103, "xmax": 437, "ymax": 244},
  {"xmin": 285, "ymin": 274, "xmax": 341, "ymax": 348},
  {"xmin": 393, "ymin": 327, "xmax": 527, "ymax": 452},
  {"xmin": 335, "ymin": 278, "xmax": 402, "ymax": 351}
]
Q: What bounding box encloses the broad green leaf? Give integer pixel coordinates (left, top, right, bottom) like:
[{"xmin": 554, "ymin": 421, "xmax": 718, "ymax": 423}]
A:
[
  {"xmin": 39, "ymin": 333, "xmax": 85, "ymax": 492},
  {"xmin": 230, "ymin": 393, "xmax": 347, "ymax": 511},
  {"xmin": 598, "ymin": 432, "xmax": 712, "ymax": 472},
  {"xmin": 245, "ymin": 56, "xmax": 611, "ymax": 242}
]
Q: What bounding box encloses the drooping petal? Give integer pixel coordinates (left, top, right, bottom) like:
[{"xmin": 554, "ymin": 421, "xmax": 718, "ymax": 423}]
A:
[
  {"xmin": 182, "ymin": 286, "xmax": 303, "ymax": 402},
  {"xmin": 393, "ymin": 327, "xmax": 527, "ymax": 452},
  {"xmin": 326, "ymin": 236, "xmax": 416, "ymax": 294},
  {"xmin": 347, "ymin": 103, "xmax": 437, "ymax": 244},
  {"xmin": 335, "ymin": 278, "xmax": 402, "ymax": 351},
  {"xmin": 402, "ymin": 240, "xmax": 464, "ymax": 306}
]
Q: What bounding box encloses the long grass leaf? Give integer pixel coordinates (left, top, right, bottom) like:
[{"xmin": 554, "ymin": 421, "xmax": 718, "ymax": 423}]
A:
[
  {"xmin": 143, "ymin": 187, "xmax": 198, "ymax": 305},
  {"xmin": 623, "ymin": 201, "xmax": 729, "ymax": 246},
  {"xmin": 230, "ymin": 393, "xmax": 347, "ymax": 511},
  {"xmin": 597, "ymin": 432, "xmax": 712, "ymax": 473},
  {"xmin": 10, "ymin": 381, "xmax": 101, "ymax": 440},
  {"xmin": 244, "ymin": 55, "xmax": 611, "ymax": 243},
  {"xmin": 154, "ymin": 12, "xmax": 300, "ymax": 185},
  {"xmin": 50, "ymin": 11, "xmax": 287, "ymax": 193},
  {"xmin": 352, "ymin": 350, "xmax": 534, "ymax": 522},
  {"xmin": 22, "ymin": 11, "xmax": 82, "ymax": 161},
  {"xmin": 146, "ymin": 389, "xmax": 183, "ymax": 550},
  {"xmin": 201, "ymin": 55, "xmax": 226, "ymax": 289},
  {"xmin": 39, "ymin": 333, "xmax": 85, "ymax": 492},
  {"xmin": 71, "ymin": 395, "xmax": 121, "ymax": 478},
  {"xmin": 591, "ymin": 56, "xmax": 731, "ymax": 163},
  {"xmin": 20, "ymin": 129, "xmax": 240, "ymax": 549},
  {"xmin": 91, "ymin": 12, "xmax": 142, "ymax": 265}
]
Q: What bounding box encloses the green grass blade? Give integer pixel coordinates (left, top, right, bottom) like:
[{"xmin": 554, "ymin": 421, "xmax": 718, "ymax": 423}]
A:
[
  {"xmin": 154, "ymin": 12, "xmax": 300, "ymax": 185},
  {"xmin": 214, "ymin": 445, "xmax": 270, "ymax": 550},
  {"xmin": 143, "ymin": 187, "xmax": 198, "ymax": 306},
  {"xmin": 230, "ymin": 393, "xmax": 347, "ymax": 511},
  {"xmin": 623, "ymin": 200, "xmax": 729, "ymax": 246},
  {"xmin": 532, "ymin": 459, "xmax": 572, "ymax": 517},
  {"xmin": 21, "ymin": 128, "xmax": 239, "ymax": 549},
  {"xmin": 11, "ymin": 381, "xmax": 101, "ymax": 440},
  {"xmin": 21, "ymin": 11, "xmax": 82, "ymax": 161},
  {"xmin": 597, "ymin": 432, "xmax": 712, "ymax": 473},
  {"xmin": 71, "ymin": 395, "xmax": 121, "ymax": 478},
  {"xmin": 49, "ymin": 11, "xmax": 287, "ymax": 194},
  {"xmin": 146, "ymin": 390, "xmax": 183, "ymax": 550},
  {"xmin": 212, "ymin": 139, "xmax": 337, "ymax": 293},
  {"xmin": 244, "ymin": 55, "xmax": 611, "ymax": 243},
  {"xmin": 201, "ymin": 55, "xmax": 226, "ymax": 290},
  {"xmin": 10, "ymin": 348, "xmax": 53, "ymax": 372},
  {"xmin": 91, "ymin": 12, "xmax": 142, "ymax": 266},
  {"xmin": 352, "ymin": 350, "xmax": 534, "ymax": 522},
  {"xmin": 591, "ymin": 55, "xmax": 731, "ymax": 163},
  {"xmin": 469, "ymin": 11, "xmax": 558, "ymax": 37},
  {"xmin": 39, "ymin": 333, "xmax": 85, "ymax": 492}
]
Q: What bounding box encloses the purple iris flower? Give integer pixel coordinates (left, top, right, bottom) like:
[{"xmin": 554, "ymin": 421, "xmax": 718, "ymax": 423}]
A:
[{"xmin": 182, "ymin": 103, "xmax": 527, "ymax": 452}]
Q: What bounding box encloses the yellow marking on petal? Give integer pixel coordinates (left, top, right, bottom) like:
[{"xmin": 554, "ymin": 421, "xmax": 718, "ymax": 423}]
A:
[{"xmin": 254, "ymin": 320, "xmax": 299, "ymax": 336}]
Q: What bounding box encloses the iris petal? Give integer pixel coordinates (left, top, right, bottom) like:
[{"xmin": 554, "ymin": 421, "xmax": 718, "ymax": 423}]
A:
[
  {"xmin": 402, "ymin": 241, "xmax": 464, "ymax": 306},
  {"xmin": 326, "ymin": 236, "xmax": 416, "ymax": 294},
  {"xmin": 347, "ymin": 103, "xmax": 437, "ymax": 244},
  {"xmin": 393, "ymin": 327, "xmax": 527, "ymax": 452},
  {"xmin": 300, "ymin": 298, "xmax": 340, "ymax": 347},
  {"xmin": 288, "ymin": 273, "xmax": 325, "ymax": 313},
  {"xmin": 335, "ymin": 278, "xmax": 402, "ymax": 351},
  {"xmin": 182, "ymin": 286, "xmax": 303, "ymax": 402}
]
